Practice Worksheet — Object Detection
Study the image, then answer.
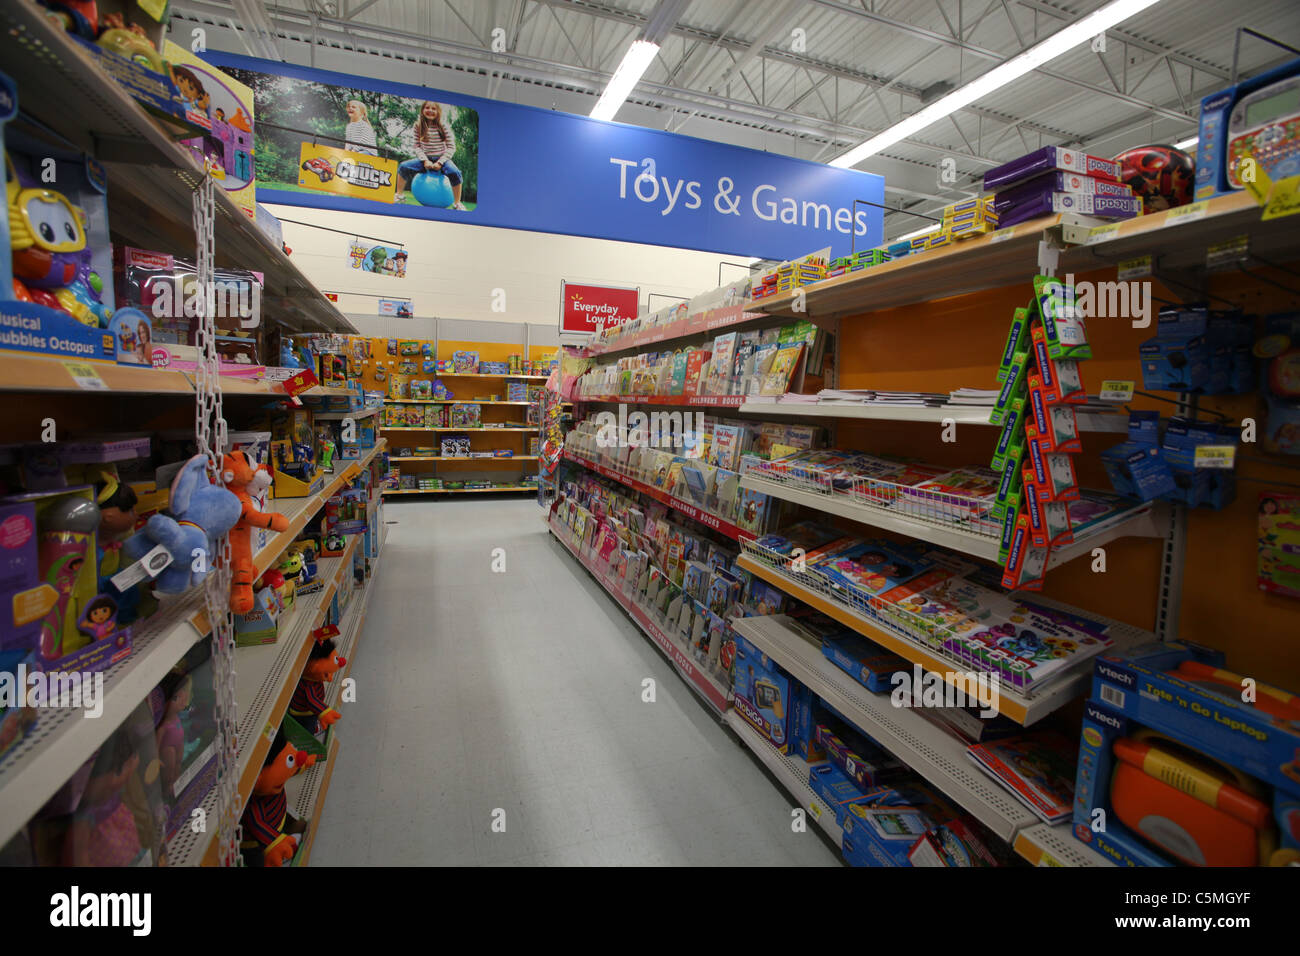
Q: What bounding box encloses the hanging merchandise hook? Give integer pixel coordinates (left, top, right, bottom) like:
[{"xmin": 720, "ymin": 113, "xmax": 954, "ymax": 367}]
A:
[
  {"xmin": 1123, "ymin": 389, "xmax": 1234, "ymax": 423},
  {"xmin": 1151, "ymin": 269, "xmax": 1239, "ymax": 309},
  {"xmin": 1237, "ymin": 263, "xmax": 1300, "ymax": 297}
]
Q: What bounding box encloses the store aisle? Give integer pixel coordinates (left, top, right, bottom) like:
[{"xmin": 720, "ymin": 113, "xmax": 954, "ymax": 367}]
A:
[{"xmin": 311, "ymin": 498, "xmax": 839, "ymax": 866}]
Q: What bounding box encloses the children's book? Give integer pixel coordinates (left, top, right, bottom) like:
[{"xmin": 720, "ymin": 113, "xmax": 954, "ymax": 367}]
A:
[
  {"xmin": 735, "ymin": 486, "xmax": 769, "ymax": 534},
  {"xmin": 812, "ymin": 540, "xmax": 935, "ymax": 601},
  {"xmin": 753, "ymin": 520, "xmax": 850, "ymax": 560},
  {"xmin": 705, "ymin": 332, "xmax": 738, "ymax": 396},
  {"xmin": 759, "ymin": 343, "xmax": 805, "ymax": 396},
  {"xmin": 710, "ymin": 424, "xmax": 746, "ymax": 471},
  {"xmin": 966, "ymin": 732, "xmax": 1076, "ymax": 824},
  {"xmin": 749, "ymin": 344, "xmax": 779, "ymax": 395}
]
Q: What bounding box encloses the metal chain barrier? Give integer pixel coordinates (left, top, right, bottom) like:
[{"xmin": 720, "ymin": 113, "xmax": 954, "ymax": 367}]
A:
[{"xmin": 192, "ymin": 170, "xmax": 240, "ymax": 866}]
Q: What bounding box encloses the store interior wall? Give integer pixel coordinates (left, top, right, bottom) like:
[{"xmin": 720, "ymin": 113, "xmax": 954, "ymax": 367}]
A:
[{"xmin": 268, "ymin": 202, "xmax": 751, "ymax": 328}]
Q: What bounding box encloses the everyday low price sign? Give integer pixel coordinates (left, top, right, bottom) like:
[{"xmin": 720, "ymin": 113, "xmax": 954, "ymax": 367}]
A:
[{"xmin": 561, "ymin": 282, "xmax": 639, "ymax": 335}]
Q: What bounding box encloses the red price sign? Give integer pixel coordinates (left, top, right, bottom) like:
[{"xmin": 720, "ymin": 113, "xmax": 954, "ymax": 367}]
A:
[{"xmin": 561, "ymin": 282, "xmax": 640, "ymax": 335}]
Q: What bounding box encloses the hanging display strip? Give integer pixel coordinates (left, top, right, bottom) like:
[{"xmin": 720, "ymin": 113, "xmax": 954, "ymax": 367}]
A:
[
  {"xmin": 587, "ymin": 306, "xmax": 768, "ymax": 356},
  {"xmin": 548, "ymin": 514, "xmax": 731, "ymax": 713},
  {"xmin": 577, "ymin": 394, "xmax": 748, "ymax": 408},
  {"xmin": 563, "ymin": 449, "xmax": 752, "ymax": 542}
]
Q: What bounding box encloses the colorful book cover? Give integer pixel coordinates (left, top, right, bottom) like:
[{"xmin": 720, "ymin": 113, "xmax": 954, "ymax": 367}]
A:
[
  {"xmin": 813, "ymin": 540, "xmax": 935, "ymax": 601},
  {"xmin": 736, "ymin": 486, "xmax": 771, "ymax": 534},
  {"xmin": 749, "ymin": 344, "xmax": 779, "ymax": 395},
  {"xmin": 759, "ymin": 343, "xmax": 805, "ymax": 396},
  {"xmin": 683, "ymin": 350, "xmax": 710, "ymax": 396},
  {"xmin": 732, "ymin": 333, "xmax": 759, "ymax": 391},
  {"xmin": 670, "ymin": 351, "xmax": 688, "ymax": 395},
  {"xmin": 705, "ymin": 332, "xmax": 738, "ymax": 396},
  {"xmin": 711, "ymin": 424, "xmax": 744, "ymax": 471},
  {"xmin": 753, "ymin": 520, "xmax": 848, "ymax": 559},
  {"xmin": 966, "ymin": 732, "xmax": 1077, "ymax": 823},
  {"xmin": 1258, "ymin": 492, "xmax": 1300, "ymax": 598}
]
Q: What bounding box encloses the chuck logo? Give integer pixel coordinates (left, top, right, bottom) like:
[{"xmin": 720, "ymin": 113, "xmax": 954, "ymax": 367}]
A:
[
  {"xmin": 50, "ymin": 886, "xmax": 151, "ymax": 936},
  {"xmin": 334, "ymin": 159, "xmax": 393, "ymax": 190}
]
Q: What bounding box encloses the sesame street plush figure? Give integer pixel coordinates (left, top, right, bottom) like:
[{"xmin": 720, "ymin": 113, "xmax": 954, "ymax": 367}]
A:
[
  {"xmin": 239, "ymin": 729, "xmax": 310, "ymax": 867},
  {"xmin": 288, "ymin": 625, "xmax": 346, "ymax": 734},
  {"xmin": 221, "ymin": 450, "xmax": 290, "ymax": 614},
  {"xmin": 119, "ymin": 455, "xmax": 241, "ymax": 595}
]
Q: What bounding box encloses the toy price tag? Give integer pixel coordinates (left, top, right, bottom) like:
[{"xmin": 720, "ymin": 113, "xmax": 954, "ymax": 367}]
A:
[
  {"xmin": 808, "ymin": 801, "xmax": 822, "ymax": 820},
  {"xmin": 1206, "ymin": 234, "xmax": 1249, "ymax": 272},
  {"xmin": 1098, "ymin": 380, "xmax": 1134, "ymax": 402},
  {"xmin": 1165, "ymin": 200, "xmax": 1209, "ymax": 225},
  {"xmin": 109, "ymin": 544, "xmax": 174, "ymax": 591},
  {"xmin": 1084, "ymin": 223, "xmax": 1121, "ymax": 245},
  {"xmin": 62, "ymin": 361, "xmax": 107, "ymax": 390},
  {"xmin": 988, "ymin": 227, "xmax": 1016, "ymax": 243},
  {"xmin": 1116, "ymin": 256, "xmax": 1151, "ymax": 280},
  {"xmin": 1194, "ymin": 445, "xmax": 1236, "ymax": 469},
  {"xmin": 1036, "ymin": 850, "xmax": 1063, "ymax": 867}
]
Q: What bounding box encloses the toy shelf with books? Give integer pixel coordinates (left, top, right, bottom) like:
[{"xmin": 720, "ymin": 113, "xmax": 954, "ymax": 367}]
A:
[
  {"xmin": 727, "ymin": 612, "xmax": 1112, "ymax": 868},
  {"xmin": 547, "ymin": 507, "xmax": 732, "ymax": 713},
  {"xmin": 721, "ymin": 709, "xmax": 844, "ymax": 848},
  {"xmin": 737, "ymin": 399, "xmax": 1129, "ymax": 433}
]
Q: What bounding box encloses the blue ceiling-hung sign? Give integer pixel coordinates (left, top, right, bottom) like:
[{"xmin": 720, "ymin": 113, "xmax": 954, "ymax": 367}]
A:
[{"xmin": 202, "ymin": 51, "xmax": 885, "ymax": 261}]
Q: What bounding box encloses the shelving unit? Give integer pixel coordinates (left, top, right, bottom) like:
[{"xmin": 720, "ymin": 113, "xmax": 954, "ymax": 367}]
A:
[
  {"xmin": 285, "ymin": 733, "xmax": 342, "ymax": 867},
  {"xmin": 563, "ymin": 449, "xmax": 753, "ymax": 541},
  {"xmin": 737, "ymin": 471, "xmax": 1163, "ymax": 569},
  {"xmin": 736, "ymin": 401, "xmax": 1129, "ymax": 432},
  {"xmin": 171, "ymin": 532, "xmax": 362, "ymax": 867},
  {"xmin": 0, "ymin": 4, "xmax": 355, "ymax": 335},
  {"xmin": 548, "ymin": 514, "xmax": 731, "ymax": 713},
  {"xmin": 735, "ymin": 552, "xmax": 1150, "ymax": 726}
]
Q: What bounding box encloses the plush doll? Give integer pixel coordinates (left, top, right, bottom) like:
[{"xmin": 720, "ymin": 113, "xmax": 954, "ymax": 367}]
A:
[
  {"xmin": 288, "ymin": 627, "xmax": 346, "ymax": 734},
  {"xmin": 62, "ymin": 734, "xmax": 147, "ymax": 867},
  {"xmin": 119, "ymin": 455, "xmax": 241, "ymax": 595},
  {"xmin": 221, "ymin": 450, "xmax": 290, "ymax": 613},
  {"xmin": 239, "ymin": 729, "xmax": 309, "ymax": 867}
]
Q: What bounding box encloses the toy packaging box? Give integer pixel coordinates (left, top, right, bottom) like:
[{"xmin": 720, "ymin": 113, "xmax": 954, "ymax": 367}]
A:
[
  {"xmin": 733, "ymin": 633, "xmax": 795, "ymax": 751},
  {"xmin": 808, "ymin": 762, "xmax": 877, "ymax": 826},
  {"xmin": 155, "ymin": 641, "xmax": 219, "ymax": 842},
  {"xmin": 1075, "ymin": 642, "xmax": 1300, "ymax": 867},
  {"xmin": 821, "ymin": 633, "xmax": 910, "ymax": 692}
]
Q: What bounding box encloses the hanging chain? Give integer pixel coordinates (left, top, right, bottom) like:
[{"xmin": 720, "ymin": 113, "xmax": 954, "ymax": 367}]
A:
[{"xmin": 192, "ymin": 170, "xmax": 239, "ymax": 866}]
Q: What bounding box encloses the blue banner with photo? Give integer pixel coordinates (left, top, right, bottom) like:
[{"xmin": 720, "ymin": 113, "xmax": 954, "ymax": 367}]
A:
[{"xmin": 203, "ymin": 52, "xmax": 885, "ymax": 261}]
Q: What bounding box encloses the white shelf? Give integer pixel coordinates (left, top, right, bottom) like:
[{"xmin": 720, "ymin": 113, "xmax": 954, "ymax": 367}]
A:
[
  {"xmin": 737, "ymin": 401, "xmax": 1129, "ymax": 432},
  {"xmin": 285, "ymin": 731, "xmax": 341, "ymax": 866},
  {"xmin": 1014, "ymin": 821, "xmax": 1115, "ymax": 867},
  {"xmin": 729, "ymin": 615, "xmax": 1038, "ymax": 843},
  {"xmin": 723, "ymin": 709, "xmax": 843, "ymax": 849},
  {"xmin": 737, "ymin": 472, "xmax": 1163, "ymax": 570},
  {"xmin": 0, "ymin": 591, "xmax": 207, "ymax": 848},
  {"xmin": 736, "ymin": 554, "xmax": 1151, "ymax": 726},
  {"xmin": 312, "ymin": 407, "xmax": 383, "ymax": 421}
]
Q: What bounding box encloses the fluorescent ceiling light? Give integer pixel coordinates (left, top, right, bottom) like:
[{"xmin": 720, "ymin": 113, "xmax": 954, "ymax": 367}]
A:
[
  {"xmin": 591, "ymin": 40, "xmax": 660, "ymax": 122},
  {"xmin": 1174, "ymin": 136, "xmax": 1199, "ymax": 150},
  {"xmin": 830, "ymin": 0, "xmax": 1166, "ymax": 168}
]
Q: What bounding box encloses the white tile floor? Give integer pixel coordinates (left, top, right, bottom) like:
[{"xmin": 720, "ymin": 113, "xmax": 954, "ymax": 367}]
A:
[{"xmin": 310, "ymin": 497, "xmax": 840, "ymax": 866}]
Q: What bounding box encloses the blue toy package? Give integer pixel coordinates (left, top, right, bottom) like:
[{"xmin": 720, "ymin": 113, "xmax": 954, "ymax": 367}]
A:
[
  {"xmin": 815, "ymin": 718, "xmax": 903, "ymax": 792},
  {"xmin": 839, "ymin": 780, "xmax": 964, "ymax": 867},
  {"xmin": 1101, "ymin": 412, "xmax": 1176, "ymax": 501},
  {"xmin": 1139, "ymin": 306, "xmax": 1211, "ymax": 392},
  {"xmin": 788, "ymin": 682, "xmax": 824, "ymax": 762},
  {"xmin": 733, "ymin": 633, "xmax": 794, "ymax": 751},
  {"xmin": 1076, "ymin": 643, "xmax": 1300, "ymax": 867},
  {"xmin": 821, "ymin": 633, "xmax": 910, "ymax": 692},
  {"xmin": 808, "ymin": 762, "xmax": 877, "ymax": 826}
]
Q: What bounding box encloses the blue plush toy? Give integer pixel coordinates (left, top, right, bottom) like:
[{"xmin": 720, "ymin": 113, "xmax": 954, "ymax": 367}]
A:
[{"xmin": 120, "ymin": 455, "xmax": 242, "ymax": 594}]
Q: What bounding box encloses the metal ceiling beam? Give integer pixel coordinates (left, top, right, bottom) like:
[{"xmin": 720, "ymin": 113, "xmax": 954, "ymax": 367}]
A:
[
  {"xmin": 807, "ymin": 0, "xmax": 1195, "ymax": 122},
  {"xmin": 528, "ymin": 0, "xmax": 1076, "ymax": 146}
]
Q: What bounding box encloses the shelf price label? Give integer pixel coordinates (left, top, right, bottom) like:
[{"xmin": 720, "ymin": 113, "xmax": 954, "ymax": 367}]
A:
[
  {"xmin": 808, "ymin": 801, "xmax": 822, "ymax": 820},
  {"xmin": 62, "ymin": 361, "xmax": 107, "ymax": 390},
  {"xmin": 1194, "ymin": 445, "xmax": 1236, "ymax": 469},
  {"xmin": 1037, "ymin": 850, "xmax": 1063, "ymax": 867},
  {"xmin": 1206, "ymin": 234, "xmax": 1249, "ymax": 272},
  {"xmin": 1165, "ymin": 200, "xmax": 1209, "ymax": 225},
  {"xmin": 1098, "ymin": 380, "xmax": 1134, "ymax": 403},
  {"xmin": 1084, "ymin": 223, "xmax": 1121, "ymax": 245},
  {"xmin": 1117, "ymin": 256, "xmax": 1152, "ymax": 280}
]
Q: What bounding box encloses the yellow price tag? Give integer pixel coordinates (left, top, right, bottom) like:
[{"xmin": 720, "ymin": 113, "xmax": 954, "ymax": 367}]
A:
[
  {"xmin": 1037, "ymin": 850, "xmax": 1063, "ymax": 867},
  {"xmin": 1117, "ymin": 256, "xmax": 1151, "ymax": 280},
  {"xmin": 808, "ymin": 802, "xmax": 822, "ymax": 820},
  {"xmin": 1165, "ymin": 200, "xmax": 1209, "ymax": 224},
  {"xmin": 1098, "ymin": 380, "xmax": 1134, "ymax": 402},
  {"xmin": 61, "ymin": 361, "xmax": 107, "ymax": 390},
  {"xmin": 1085, "ymin": 223, "xmax": 1121, "ymax": 245},
  {"xmin": 1262, "ymin": 175, "xmax": 1300, "ymax": 221},
  {"xmin": 1194, "ymin": 445, "xmax": 1236, "ymax": 469}
]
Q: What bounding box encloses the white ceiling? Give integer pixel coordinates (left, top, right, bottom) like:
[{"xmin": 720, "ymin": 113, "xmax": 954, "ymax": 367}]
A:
[{"xmin": 173, "ymin": 0, "xmax": 1300, "ymax": 239}]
